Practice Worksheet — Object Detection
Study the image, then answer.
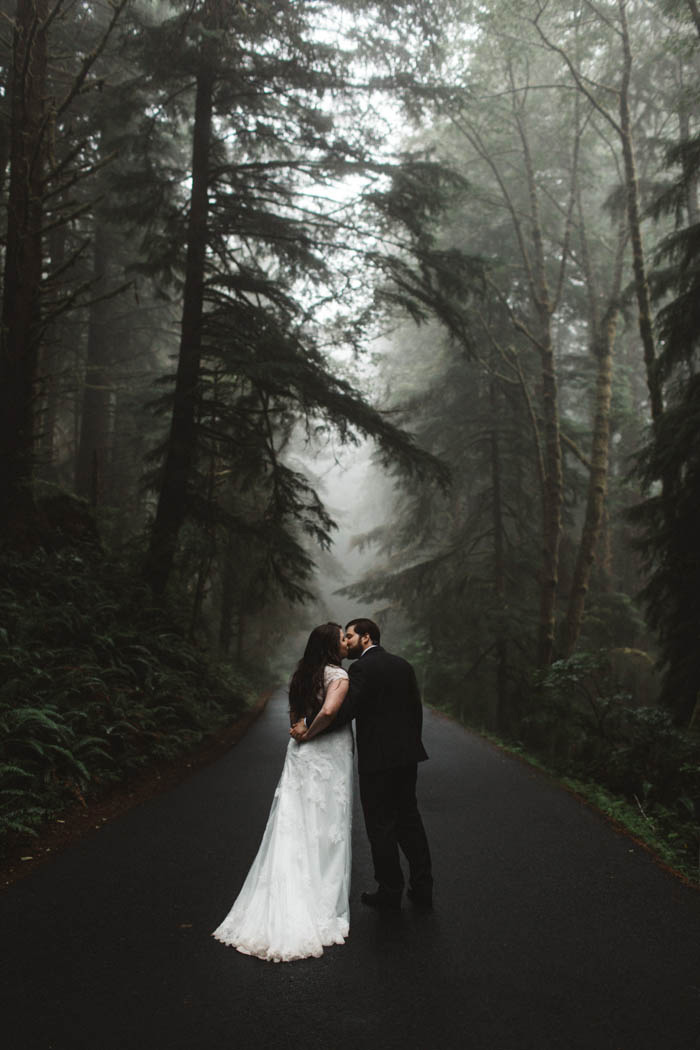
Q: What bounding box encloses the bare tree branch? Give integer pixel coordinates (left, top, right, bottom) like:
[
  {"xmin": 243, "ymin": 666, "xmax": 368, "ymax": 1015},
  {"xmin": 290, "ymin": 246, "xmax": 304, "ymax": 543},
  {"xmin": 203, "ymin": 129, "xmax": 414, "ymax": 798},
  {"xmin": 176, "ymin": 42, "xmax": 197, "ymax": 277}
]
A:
[{"xmin": 532, "ymin": 2, "xmax": 623, "ymax": 135}]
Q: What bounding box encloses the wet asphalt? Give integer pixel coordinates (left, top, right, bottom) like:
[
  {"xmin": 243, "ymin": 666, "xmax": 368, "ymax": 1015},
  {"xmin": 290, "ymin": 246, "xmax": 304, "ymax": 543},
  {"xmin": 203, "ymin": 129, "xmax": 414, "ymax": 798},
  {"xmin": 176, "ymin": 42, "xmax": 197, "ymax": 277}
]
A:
[{"xmin": 2, "ymin": 689, "xmax": 700, "ymax": 1050}]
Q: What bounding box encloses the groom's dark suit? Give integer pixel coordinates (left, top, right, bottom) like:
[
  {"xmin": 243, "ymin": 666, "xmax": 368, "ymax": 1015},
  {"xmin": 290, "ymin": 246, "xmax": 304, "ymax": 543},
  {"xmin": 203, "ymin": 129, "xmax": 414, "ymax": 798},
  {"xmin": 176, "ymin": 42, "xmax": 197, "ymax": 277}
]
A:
[{"xmin": 335, "ymin": 645, "xmax": 433, "ymax": 901}]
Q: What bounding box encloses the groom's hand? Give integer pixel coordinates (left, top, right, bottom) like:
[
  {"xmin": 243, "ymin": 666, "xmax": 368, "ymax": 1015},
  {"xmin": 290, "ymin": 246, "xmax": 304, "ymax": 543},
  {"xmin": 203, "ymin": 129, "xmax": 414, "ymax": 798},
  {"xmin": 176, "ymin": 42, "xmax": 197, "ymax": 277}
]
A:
[{"xmin": 290, "ymin": 719, "xmax": 307, "ymax": 741}]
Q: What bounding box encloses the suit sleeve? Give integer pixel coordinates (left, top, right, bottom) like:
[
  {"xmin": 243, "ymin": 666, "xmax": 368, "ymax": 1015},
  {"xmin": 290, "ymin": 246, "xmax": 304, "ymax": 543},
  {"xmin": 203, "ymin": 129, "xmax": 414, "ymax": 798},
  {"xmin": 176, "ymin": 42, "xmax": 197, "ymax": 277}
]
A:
[
  {"xmin": 331, "ymin": 660, "xmax": 365, "ymax": 727},
  {"xmin": 409, "ymin": 664, "xmax": 423, "ymax": 733}
]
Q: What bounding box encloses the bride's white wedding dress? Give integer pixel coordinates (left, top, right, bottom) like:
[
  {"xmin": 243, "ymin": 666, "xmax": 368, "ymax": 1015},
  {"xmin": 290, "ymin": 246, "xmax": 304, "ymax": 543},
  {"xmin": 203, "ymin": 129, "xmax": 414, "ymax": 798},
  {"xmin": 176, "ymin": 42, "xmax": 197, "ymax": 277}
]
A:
[{"xmin": 212, "ymin": 666, "xmax": 353, "ymax": 962}]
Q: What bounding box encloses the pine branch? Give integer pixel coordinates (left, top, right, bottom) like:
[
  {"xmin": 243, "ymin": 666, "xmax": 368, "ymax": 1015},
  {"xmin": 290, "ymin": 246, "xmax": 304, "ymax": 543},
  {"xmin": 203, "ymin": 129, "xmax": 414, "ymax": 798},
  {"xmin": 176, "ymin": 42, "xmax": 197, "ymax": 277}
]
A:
[{"xmin": 54, "ymin": 0, "xmax": 130, "ymax": 123}]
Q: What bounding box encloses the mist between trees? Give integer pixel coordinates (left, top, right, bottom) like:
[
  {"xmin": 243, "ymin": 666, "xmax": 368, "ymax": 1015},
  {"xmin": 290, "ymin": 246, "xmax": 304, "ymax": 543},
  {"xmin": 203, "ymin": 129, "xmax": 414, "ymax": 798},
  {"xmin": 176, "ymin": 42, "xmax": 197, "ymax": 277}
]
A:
[{"xmin": 1, "ymin": 0, "xmax": 700, "ymax": 874}]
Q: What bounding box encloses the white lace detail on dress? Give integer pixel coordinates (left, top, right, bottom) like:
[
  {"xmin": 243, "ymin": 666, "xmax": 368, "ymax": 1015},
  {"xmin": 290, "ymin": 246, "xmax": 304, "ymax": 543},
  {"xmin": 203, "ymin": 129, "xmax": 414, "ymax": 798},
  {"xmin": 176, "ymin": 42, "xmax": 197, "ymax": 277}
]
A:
[
  {"xmin": 212, "ymin": 666, "xmax": 353, "ymax": 963},
  {"xmin": 322, "ymin": 665, "xmax": 348, "ymax": 685}
]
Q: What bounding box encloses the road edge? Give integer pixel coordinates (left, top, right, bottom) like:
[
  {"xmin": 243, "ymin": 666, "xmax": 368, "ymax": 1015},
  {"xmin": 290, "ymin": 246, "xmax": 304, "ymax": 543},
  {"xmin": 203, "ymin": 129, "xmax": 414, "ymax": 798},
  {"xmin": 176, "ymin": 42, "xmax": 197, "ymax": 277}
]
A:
[
  {"xmin": 427, "ymin": 703, "xmax": 700, "ymax": 893},
  {"xmin": 0, "ymin": 689, "xmax": 276, "ymax": 892}
]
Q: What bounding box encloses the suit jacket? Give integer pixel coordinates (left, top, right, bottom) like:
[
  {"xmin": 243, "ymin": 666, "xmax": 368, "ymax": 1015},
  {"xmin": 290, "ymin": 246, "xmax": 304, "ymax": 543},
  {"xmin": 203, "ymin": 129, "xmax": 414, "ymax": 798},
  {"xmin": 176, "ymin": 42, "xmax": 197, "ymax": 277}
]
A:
[{"xmin": 333, "ymin": 645, "xmax": 428, "ymax": 774}]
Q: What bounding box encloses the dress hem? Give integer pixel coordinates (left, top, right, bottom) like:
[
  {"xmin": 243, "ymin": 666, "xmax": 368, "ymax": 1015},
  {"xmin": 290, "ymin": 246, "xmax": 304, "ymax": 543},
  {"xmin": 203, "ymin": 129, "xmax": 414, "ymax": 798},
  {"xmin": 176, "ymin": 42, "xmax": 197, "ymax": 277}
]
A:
[{"xmin": 211, "ymin": 928, "xmax": 348, "ymax": 963}]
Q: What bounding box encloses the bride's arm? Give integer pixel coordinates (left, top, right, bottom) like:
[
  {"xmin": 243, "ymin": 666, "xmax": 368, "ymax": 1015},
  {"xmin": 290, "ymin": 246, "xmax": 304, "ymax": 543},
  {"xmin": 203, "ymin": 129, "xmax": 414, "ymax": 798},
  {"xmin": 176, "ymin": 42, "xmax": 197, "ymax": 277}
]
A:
[{"xmin": 300, "ymin": 678, "xmax": 349, "ymax": 742}]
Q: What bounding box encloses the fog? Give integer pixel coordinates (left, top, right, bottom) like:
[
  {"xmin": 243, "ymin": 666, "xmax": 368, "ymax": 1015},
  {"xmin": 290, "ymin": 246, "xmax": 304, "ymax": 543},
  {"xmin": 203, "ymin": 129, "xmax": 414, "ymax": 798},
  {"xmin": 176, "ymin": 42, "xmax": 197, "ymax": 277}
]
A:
[{"xmin": 280, "ymin": 430, "xmax": 402, "ymax": 669}]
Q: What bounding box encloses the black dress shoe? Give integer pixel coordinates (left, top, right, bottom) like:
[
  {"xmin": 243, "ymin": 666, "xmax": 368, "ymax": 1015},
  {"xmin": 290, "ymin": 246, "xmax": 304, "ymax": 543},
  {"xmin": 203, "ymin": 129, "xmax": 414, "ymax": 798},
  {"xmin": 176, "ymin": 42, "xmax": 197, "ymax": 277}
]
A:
[
  {"xmin": 407, "ymin": 888, "xmax": 433, "ymax": 909},
  {"xmin": 360, "ymin": 890, "xmax": 401, "ymax": 910}
]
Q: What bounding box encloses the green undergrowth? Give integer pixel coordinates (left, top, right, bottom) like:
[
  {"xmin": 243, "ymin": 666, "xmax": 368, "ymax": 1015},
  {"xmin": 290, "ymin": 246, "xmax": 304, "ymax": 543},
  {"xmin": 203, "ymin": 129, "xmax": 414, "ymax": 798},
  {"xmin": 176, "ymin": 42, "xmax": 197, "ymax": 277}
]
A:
[
  {"xmin": 432, "ymin": 703, "xmax": 700, "ymax": 888},
  {"xmin": 504, "ymin": 734, "xmax": 700, "ymax": 886},
  {"xmin": 427, "ymin": 651, "xmax": 700, "ymax": 886},
  {"xmin": 558, "ymin": 776, "xmax": 700, "ymax": 882},
  {"xmin": 0, "ymin": 542, "xmax": 258, "ymax": 852}
]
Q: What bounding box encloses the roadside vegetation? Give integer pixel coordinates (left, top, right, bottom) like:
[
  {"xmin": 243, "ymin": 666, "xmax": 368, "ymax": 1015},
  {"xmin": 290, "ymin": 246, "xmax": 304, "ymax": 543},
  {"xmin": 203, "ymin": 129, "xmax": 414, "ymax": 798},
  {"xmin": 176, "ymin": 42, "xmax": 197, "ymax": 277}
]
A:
[
  {"xmin": 0, "ymin": 523, "xmax": 257, "ymax": 851},
  {"xmin": 428, "ymin": 652, "xmax": 700, "ymax": 886}
]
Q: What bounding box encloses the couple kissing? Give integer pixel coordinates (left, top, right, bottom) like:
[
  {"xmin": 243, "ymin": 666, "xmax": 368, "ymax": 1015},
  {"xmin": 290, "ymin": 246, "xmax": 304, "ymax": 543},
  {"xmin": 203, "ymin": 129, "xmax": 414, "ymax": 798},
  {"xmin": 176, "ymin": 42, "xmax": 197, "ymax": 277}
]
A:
[{"xmin": 212, "ymin": 618, "xmax": 433, "ymax": 963}]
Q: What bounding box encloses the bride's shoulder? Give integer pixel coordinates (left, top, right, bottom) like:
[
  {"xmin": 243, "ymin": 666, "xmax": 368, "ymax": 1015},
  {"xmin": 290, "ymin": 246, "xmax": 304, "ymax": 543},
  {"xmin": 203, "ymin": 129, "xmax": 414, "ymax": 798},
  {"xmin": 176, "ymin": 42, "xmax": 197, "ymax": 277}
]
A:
[{"xmin": 323, "ymin": 663, "xmax": 349, "ymax": 683}]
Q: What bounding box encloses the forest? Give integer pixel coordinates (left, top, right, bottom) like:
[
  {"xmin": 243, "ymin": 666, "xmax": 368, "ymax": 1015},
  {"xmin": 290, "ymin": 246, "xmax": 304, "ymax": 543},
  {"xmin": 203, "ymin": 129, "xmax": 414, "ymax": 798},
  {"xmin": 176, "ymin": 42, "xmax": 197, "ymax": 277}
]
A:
[{"xmin": 1, "ymin": 0, "xmax": 700, "ymax": 882}]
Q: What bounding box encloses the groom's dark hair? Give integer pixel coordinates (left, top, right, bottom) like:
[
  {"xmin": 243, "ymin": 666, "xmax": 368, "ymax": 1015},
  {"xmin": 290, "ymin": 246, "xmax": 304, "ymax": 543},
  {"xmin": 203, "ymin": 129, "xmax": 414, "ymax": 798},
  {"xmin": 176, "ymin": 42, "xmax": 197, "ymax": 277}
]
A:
[{"xmin": 346, "ymin": 617, "xmax": 380, "ymax": 644}]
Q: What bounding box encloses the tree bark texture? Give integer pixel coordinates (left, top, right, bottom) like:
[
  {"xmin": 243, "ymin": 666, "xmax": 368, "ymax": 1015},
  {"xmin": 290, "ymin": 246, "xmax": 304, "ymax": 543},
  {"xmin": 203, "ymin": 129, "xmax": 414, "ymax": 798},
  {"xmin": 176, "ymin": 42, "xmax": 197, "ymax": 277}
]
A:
[
  {"xmin": 515, "ymin": 103, "xmax": 564, "ymax": 668},
  {"xmin": 36, "ymin": 224, "xmax": 67, "ymax": 478},
  {"xmin": 145, "ymin": 58, "xmax": 214, "ymax": 593},
  {"xmin": 536, "ymin": 329, "xmax": 563, "ymax": 667},
  {"xmin": 489, "ymin": 379, "xmax": 508, "ymax": 728},
  {"xmin": 618, "ymin": 0, "xmax": 663, "ymax": 425},
  {"xmin": 678, "ymin": 83, "xmax": 698, "ymax": 227},
  {"xmin": 189, "ymin": 445, "xmax": 217, "ymax": 638},
  {"xmin": 562, "ymin": 324, "xmax": 616, "ymax": 656},
  {"xmin": 562, "ymin": 215, "xmax": 626, "ymax": 657},
  {"xmin": 0, "ymin": 0, "xmax": 48, "ymax": 510}
]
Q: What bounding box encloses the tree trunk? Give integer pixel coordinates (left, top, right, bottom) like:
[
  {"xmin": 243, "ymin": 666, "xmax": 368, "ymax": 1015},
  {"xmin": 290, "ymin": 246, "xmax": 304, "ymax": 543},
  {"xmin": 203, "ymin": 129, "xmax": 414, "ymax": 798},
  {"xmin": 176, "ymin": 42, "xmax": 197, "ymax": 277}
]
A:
[
  {"xmin": 36, "ymin": 224, "xmax": 67, "ymax": 480},
  {"xmin": 218, "ymin": 527, "xmax": 239, "ymax": 656},
  {"xmin": 144, "ymin": 58, "xmax": 214, "ymax": 593},
  {"xmin": 512, "ymin": 92, "xmax": 564, "ymax": 668},
  {"xmin": 562, "ymin": 327, "xmax": 615, "ymax": 655},
  {"xmin": 0, "ymin": 0, "xmax": 48, "ymax": 511},
  {"xmin": 618, "ymin": 0, "xmax": 663, "ymax": 425},
  {"xmin": 537, "ymin": 324, "xmax": 563, "ymax": 667},
  {"xmin": 75, "ymin": 222, "xmax": 112, "ymax": 506},
  {"xmin": 489, "ymin": 378, "xmax": 508, "ymax": 729},
  {"xmin": 522, "ymin": 147, "xmax": 562, "ymax": 668},
  {"xmin": 0, "ymin": 33, "xmax": 13, "ymax": 198},
  {"xmin": 678, "ymin": 78, "xmax": 698, "ymax": 226},
  {"xmin": 236, "ymin": 612, "xmax": 246, "ymax": 664},
  {"xmin": 596, "ymin": 505, "xmax": 614, "ymax": 594},
  {"xmin": 189, "ymin": 443, "xmax": 217, "ymax": 638},
  {"xmin": 562, "ymin": 216, "xmax": 626, "ymax": 656}
]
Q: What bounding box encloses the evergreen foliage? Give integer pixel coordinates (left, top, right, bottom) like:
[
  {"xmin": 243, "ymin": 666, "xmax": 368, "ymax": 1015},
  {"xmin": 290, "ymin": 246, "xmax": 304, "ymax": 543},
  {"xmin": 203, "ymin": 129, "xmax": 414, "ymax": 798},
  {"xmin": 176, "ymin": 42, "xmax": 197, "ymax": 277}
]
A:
[
  {"xmin": 524, "ymin": 652, "xmax": 700, "ymax": 878},
  {"xmin": 631, "ymin": 377, "xmax": 700, "ymax": 725},
  {"xmin": 0, "ymin": 531, "xmax": 254, "ymax": 848},
  {"xmin": 631, "ymin": 8, "xmax": 700, "ymax": 727}
]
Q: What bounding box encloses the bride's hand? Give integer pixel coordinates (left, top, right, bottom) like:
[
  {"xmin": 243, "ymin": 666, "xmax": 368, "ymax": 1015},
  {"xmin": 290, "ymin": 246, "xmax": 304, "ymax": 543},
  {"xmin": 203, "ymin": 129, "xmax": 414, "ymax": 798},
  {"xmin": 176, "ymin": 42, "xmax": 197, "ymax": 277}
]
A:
[{"xmin": 290, "ymin": 719, "xmax": 307, "ymax": 742}]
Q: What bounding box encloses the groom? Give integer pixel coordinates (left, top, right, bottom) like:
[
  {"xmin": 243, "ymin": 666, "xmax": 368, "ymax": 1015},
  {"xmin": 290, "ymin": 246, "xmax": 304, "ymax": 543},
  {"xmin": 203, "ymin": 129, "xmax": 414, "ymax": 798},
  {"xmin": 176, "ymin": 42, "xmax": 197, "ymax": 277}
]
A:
[{"xmin": 296, "ymin": 617, "xmax": 433, "ymax": 910}]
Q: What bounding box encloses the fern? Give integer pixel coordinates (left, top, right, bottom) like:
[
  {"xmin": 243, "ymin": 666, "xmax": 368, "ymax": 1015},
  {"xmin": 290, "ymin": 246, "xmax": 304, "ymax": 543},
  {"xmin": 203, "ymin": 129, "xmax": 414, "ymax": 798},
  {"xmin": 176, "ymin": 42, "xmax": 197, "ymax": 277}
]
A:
[{"xmin": 0, "ymin": 543, "xmax": 255, "ymax": 853}]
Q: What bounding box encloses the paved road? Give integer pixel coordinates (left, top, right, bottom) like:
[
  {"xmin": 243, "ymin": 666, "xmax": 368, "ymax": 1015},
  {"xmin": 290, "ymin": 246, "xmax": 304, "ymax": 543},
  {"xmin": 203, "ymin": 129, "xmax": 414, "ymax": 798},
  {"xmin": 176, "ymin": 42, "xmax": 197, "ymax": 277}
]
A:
[{"xmin": 2, "ymin": 690, "xmax": 700, "ymax": 1050}]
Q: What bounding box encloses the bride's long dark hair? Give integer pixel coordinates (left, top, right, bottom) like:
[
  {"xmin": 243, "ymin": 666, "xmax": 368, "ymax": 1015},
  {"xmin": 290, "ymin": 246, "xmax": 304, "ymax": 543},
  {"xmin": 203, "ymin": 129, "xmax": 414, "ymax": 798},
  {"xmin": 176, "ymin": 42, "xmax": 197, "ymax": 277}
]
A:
[{"xmin": 288, "ymin": 622, "xmax": 343, "ymax": 723}]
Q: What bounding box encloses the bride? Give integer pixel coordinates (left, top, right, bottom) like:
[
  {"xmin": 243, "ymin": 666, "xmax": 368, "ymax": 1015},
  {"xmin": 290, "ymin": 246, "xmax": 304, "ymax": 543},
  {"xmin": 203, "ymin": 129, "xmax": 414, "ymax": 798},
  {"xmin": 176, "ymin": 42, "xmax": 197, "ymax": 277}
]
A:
[{"xmin": 212, "ymin": 622, "xmax": 353, "ymax": 962}]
